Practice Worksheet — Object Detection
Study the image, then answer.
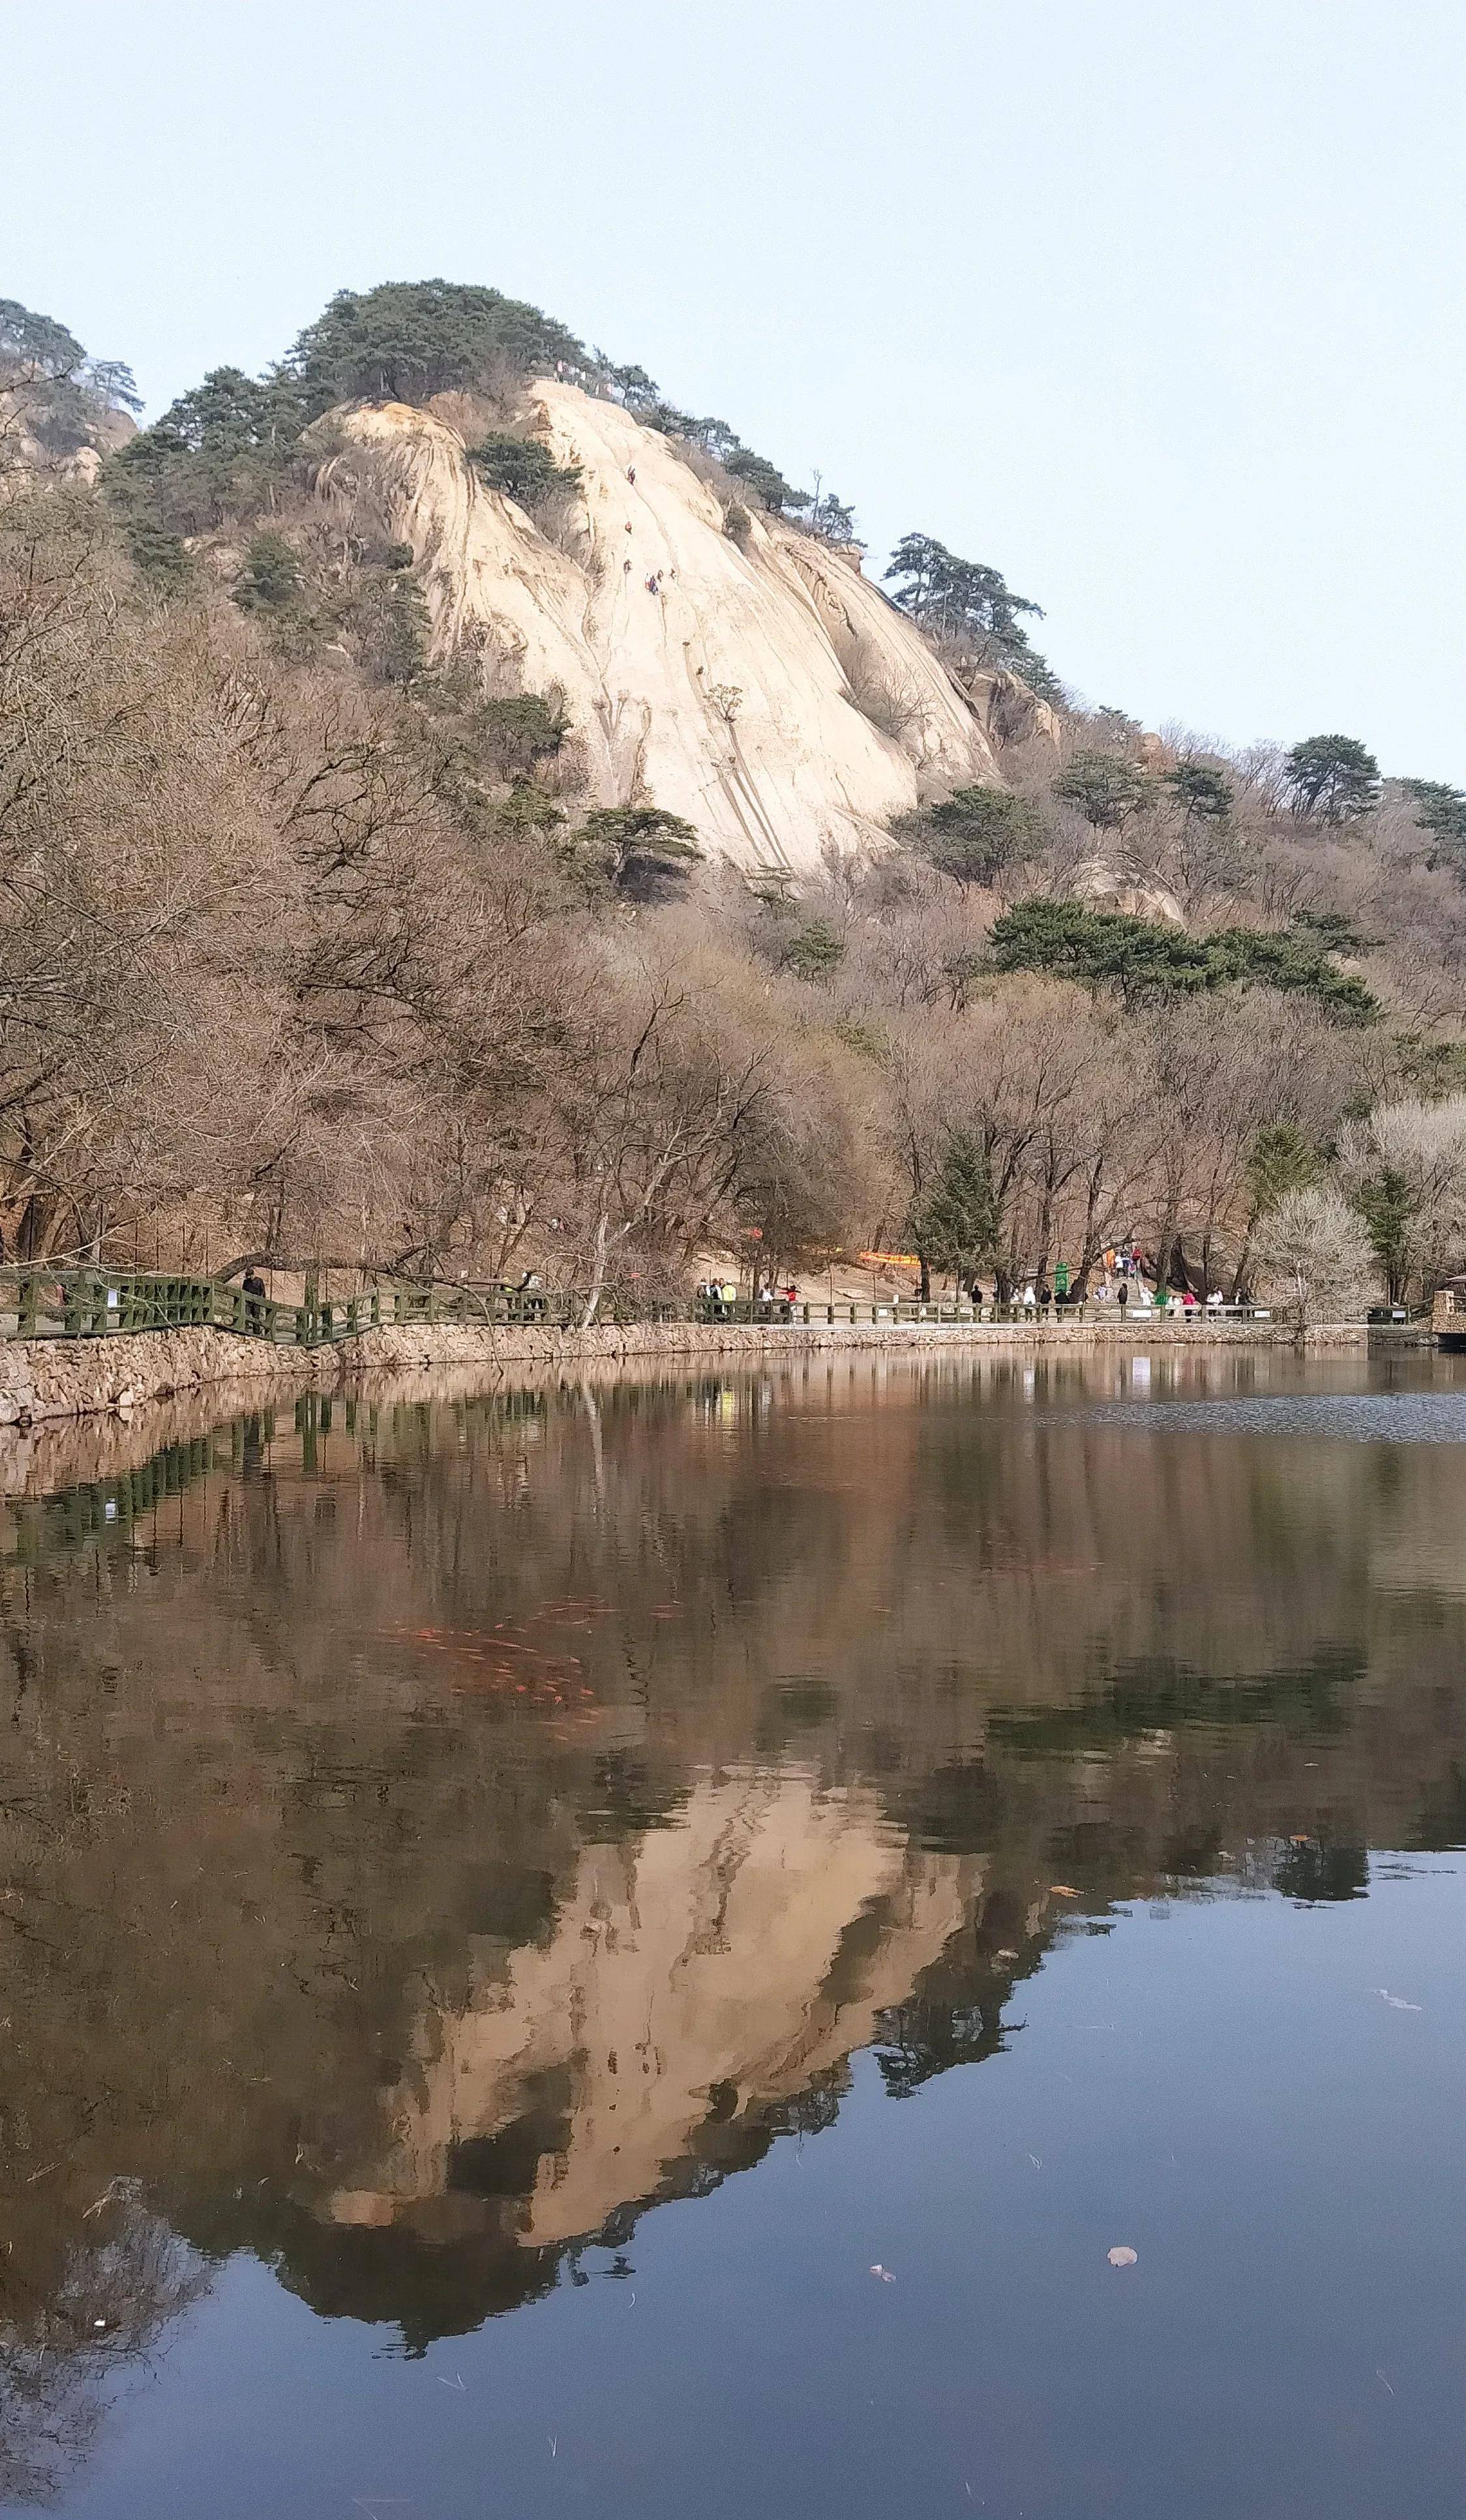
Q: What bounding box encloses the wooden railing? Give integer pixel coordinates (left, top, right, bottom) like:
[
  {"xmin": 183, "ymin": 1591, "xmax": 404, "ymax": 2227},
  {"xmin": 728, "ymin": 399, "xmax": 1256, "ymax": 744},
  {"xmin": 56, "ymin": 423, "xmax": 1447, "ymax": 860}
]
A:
[
  {"xmin": 0, "ymin": 1269, "xmax": 1280, "ymax": 1346},
  {"xmin": 689, "ymin": 1297, "xmax": 1274, "ymax": 1327},
  {"xmin": 0, "ymin": 1270, "xmax": 614, "ymax": 1347}
]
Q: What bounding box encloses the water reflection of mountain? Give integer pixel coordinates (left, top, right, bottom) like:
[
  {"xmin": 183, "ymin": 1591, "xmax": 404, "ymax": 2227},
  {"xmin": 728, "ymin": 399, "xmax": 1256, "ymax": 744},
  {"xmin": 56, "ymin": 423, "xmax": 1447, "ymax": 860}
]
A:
[{"xmin": 0, "ymin": 1353, "xmax": 1463, "ymax": 2485}]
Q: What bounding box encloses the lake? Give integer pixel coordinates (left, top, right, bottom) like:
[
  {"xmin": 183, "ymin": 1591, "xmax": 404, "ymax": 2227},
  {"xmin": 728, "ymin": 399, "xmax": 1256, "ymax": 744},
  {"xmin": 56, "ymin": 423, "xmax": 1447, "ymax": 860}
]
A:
[{"xmin": 0, "ymin": 1345, "xmax": 1460, "ymax": 2517}]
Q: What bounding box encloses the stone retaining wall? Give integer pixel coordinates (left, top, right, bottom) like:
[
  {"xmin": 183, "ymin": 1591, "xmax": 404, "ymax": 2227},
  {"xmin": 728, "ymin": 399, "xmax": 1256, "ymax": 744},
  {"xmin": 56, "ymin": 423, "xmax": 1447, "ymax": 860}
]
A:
[{"xmin": 0, "ymin": 1314, "xmax": 1368, "ymax": 1428}]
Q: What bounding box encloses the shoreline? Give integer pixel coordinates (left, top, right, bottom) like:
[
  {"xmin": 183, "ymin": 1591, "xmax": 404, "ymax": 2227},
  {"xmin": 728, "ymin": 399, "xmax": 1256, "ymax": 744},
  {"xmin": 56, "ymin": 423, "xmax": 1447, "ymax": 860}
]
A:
[{"xmin": 0, "ymin": 1313, "xmax": 1370, "ymax": 1431}]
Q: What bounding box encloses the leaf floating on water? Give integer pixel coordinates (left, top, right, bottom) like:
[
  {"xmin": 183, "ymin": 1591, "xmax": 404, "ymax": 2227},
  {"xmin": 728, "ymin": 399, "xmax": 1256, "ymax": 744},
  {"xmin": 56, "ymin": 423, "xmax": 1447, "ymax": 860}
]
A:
[
  {"xmin": 1107, "ymin": 2246, "xmax": 1138, "ymax": 2268},
  {"xmin": 869, "ymin": 2262, "xmax": 895, "ymax": 2282}
]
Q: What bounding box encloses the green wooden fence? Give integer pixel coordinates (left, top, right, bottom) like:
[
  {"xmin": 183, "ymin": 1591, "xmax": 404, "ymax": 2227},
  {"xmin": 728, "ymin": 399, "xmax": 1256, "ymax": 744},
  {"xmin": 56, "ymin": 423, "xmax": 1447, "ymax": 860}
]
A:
[
  {"xmin": 0, "ymin": 1268, "xmax": 1278, "ymax": 1346},
  {"xmin": 0, "ymin": 1269, "xmax": 612, "ymax": 1346}
]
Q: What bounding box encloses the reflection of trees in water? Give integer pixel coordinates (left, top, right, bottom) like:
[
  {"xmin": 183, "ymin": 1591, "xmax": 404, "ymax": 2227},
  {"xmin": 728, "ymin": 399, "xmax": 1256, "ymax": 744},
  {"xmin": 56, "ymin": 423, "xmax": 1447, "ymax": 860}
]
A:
[
  {"xmin": 0, "ymin": 2187, "xmax": 207, "ymax": 2507},
  {"xmin": 0, "ymin": 1356, "xmax": 1461, "ymax": 2427}
]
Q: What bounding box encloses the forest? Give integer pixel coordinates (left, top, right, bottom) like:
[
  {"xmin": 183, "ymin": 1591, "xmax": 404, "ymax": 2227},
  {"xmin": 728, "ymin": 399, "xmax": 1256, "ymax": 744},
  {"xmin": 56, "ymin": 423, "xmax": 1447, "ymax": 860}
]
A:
[{"xmin": 3, "ymin": 280, "xmax": 1466, "ymax": 1318}]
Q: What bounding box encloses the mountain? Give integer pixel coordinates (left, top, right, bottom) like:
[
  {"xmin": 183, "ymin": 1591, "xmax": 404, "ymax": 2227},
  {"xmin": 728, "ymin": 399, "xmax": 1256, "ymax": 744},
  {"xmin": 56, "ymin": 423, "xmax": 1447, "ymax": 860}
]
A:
[
  {"xmin": 5, "ymin": 276, "xmax": 1466, "ymax": 1311},
  {"xmin": 309, "ymin": 384, "xmax": 1039, "ymax": 876}
]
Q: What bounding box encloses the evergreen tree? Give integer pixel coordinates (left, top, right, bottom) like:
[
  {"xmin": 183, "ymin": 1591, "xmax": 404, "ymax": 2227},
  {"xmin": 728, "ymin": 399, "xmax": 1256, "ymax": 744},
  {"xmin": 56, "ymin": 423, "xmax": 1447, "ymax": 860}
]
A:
[
  {"xmin": 804, "ymin": 488, "xmax": 856, "ymax": 542},
  {"xmin": 1163, "ymin": 760, "xmax": 1234, "ymax": 823},
  {"xmin": 989, "ymin": 899, "xmax": 1377, "ymax": 1023},
  {"xmin": 723, "ymin": 448, "xmax": 809, "ymax": 514},
  {"xmin": 1354, "ymin": 1166, "xmax": 1414, "ymax": 1305},
  {"xmin": 900, "ymin": 786, "xmax": 1041, "ymax": 889},
  {"xmin": 908, "ymin": 1133, "xmax": 998, "ymax": 1284},
  {"xmin": 108, "ymin": 365, "xmax": 306, "ymax": 535},
  {"xmin": 1401, "ymin": 778, "xmax": 1466, "ymax": 866},
  {"xmin": 0, "ymin": 297, "xmax": 86, "ymax": 381},
  {"xmin": 290, "ymin": 280, "xmax": 587, "ymax": 412},
  {"xmin": 991, "ymin": 898, "xmax": 1204, "ymax": 1002},
  {"xmin": 0, "ymin": 296, "xmax": 140, "ymax": 456},
  {"xmin": 884, "ymin": 533, "xmax": 1057, "ymax": 694},
  {"xmin": 1246, "ymin": 1121, "xmax": 1320, "ymax": 1217},
  {"xmin": 1052, "ymin": 750, "xmax": 1155, "ymax": 831},
  {"xmin": 566, "ymin": 805, "xmax": 703, "ymax": 898},
  {"xmin": 599, "ymin": 361, "xmax": 661, "ymax": 409},
  {"xmin": 468, "ymin": 434, "xmax": 580, "ymax": 505},
  {"xmin": 1283, "ymin": 734, "xmax": 1381, "ymax": 823},
  {"xmin": 233, "ymin": 530, "xmax": 303, "ymax": 613}
]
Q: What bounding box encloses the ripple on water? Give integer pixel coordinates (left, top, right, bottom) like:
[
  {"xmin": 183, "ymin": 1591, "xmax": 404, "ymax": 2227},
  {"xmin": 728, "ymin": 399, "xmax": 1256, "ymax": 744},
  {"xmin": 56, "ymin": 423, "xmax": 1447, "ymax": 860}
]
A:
[{"xmin": 1043, "ymin": 1391, "xmax": 1466, "ymax": 1444}]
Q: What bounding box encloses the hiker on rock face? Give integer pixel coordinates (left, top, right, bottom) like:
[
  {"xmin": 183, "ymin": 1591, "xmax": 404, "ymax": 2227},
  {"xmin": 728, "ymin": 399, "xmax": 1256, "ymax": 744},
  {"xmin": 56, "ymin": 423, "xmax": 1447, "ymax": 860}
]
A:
[{"xmin": 627, "ymin": 464, "xmax": 636, "ymax": 484}]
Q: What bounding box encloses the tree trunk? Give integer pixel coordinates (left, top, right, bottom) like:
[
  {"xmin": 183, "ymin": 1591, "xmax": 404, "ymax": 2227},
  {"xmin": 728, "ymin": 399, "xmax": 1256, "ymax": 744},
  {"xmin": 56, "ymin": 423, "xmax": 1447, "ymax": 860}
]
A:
[{"xmin": 580, "ymin": 1209, "xmax": 610, "ymax": 1328}]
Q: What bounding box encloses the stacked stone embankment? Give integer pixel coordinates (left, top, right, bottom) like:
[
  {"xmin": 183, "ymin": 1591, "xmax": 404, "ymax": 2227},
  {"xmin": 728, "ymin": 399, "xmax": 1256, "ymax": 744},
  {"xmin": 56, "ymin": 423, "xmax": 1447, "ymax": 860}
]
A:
[{"xmin": 0, "ymin": 1315, "xmax": 1367, "ymax": 1427}]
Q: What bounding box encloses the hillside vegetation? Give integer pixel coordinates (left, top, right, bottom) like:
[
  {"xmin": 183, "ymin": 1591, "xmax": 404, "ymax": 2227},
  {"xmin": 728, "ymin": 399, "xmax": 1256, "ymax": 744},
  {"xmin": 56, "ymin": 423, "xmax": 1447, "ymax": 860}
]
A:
[{"xmin": 3, "ymin": 278, "xmax": 1466, "ymax": 1313}]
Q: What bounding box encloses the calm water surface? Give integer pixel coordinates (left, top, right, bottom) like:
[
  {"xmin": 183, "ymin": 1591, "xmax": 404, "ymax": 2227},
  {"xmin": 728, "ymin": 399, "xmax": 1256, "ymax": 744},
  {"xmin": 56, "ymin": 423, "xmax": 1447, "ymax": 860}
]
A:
[{"xmin": 0, "ymin": 1347, "xmax": 1461, "ymax": 2517}]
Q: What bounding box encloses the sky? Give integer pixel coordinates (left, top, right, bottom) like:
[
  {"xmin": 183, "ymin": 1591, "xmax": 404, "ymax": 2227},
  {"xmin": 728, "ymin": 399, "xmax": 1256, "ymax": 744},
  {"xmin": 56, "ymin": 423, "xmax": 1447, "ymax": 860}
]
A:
[{"xmin": 9, "ymin": 0, "xmax": 1465, "ymax": 779}]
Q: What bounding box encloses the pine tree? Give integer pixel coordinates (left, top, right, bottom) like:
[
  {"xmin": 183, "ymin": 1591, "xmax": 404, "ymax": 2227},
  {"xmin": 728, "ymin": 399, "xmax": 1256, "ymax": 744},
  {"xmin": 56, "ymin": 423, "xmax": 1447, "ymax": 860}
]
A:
[
  {"xmin": 1283, "ymin": 735, "xmax": 1381, "ymax": 824},
  {"xmin": 908, "ymin": 1133, "xmax": 998, "ymax": 1288}
]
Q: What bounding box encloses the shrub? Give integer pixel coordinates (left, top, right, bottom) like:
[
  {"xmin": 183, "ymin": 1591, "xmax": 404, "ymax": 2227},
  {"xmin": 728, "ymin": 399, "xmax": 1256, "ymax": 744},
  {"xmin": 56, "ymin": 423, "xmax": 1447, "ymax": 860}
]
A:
[
  {"xmin": 780, "ymin": 920, "xmax": 846, "ymax": 981},
  {"xmin": 848, "ymin": 665, "xmax": 928, "ymax": 742}
]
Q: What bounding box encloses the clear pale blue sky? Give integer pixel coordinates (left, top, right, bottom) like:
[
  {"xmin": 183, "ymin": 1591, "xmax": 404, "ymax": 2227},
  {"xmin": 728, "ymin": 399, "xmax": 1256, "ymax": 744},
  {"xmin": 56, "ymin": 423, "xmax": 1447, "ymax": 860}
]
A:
[{"xmin": 10, "ymin": 1, "xmax": 1465, "ymax": 778}]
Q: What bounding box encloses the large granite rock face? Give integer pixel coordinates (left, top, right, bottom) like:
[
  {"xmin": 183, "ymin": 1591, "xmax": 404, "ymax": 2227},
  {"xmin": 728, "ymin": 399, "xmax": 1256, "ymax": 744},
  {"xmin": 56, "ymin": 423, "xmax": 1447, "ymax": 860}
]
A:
[{"xmin": 308, "ymin": 383, "xmax": 1006, "ymax": 880}]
